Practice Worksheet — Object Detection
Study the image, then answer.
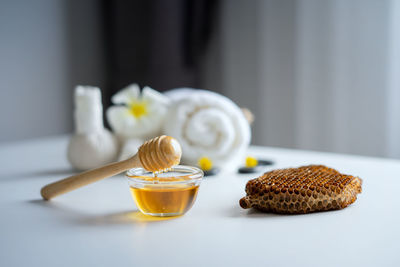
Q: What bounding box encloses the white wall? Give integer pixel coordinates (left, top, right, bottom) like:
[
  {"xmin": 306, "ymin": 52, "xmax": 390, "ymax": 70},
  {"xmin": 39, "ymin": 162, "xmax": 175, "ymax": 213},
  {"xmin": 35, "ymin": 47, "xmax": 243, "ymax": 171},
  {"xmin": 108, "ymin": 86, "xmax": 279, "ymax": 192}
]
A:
[
  {"xmin": 296, "ymin": 0, "xmax": 390, "ymax": 157},
  {"xmin": 204, "ymin": 0, "xmax": 399, "ymax": 158},
  {"xmin": 204, "ymin": 0, "xmax": 297, "ymax": 148},
  {"xmin": 0, "ymin": 0, "xmax": 104, "ymax": 143},
  {"xmin": 387, "ymin": 0, "xmax": 400, "ymax": 158}
]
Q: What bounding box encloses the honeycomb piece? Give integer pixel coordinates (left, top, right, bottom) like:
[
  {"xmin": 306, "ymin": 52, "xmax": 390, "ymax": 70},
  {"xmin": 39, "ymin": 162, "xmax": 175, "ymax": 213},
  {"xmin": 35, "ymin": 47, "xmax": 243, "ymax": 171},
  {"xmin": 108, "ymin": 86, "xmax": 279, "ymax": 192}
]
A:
[{"xmin": 239, "ymin": 165, "xmax": 362, "ymax": 214}]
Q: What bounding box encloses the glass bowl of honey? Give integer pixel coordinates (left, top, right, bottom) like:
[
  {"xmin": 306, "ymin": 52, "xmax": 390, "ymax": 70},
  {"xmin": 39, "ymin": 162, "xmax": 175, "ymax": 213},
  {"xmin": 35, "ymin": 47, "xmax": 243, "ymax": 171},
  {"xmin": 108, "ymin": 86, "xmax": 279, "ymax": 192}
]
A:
[{"xmin": 126, "ymin": 165, "xmax": 203, "ymax": 217}]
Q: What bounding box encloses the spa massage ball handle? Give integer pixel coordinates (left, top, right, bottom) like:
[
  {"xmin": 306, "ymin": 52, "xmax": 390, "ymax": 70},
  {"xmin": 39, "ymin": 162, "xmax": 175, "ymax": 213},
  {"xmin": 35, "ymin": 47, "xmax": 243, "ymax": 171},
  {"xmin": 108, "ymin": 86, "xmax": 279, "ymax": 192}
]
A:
[{"xmin": 40, "ymin": 135, "xmax": 182, "ymax": 200}]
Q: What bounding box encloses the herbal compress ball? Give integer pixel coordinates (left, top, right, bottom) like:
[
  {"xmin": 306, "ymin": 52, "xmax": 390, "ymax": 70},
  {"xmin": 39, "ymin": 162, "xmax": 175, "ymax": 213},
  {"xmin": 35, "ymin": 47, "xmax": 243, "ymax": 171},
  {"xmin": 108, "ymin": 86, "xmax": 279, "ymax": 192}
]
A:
[{"xmin": 240, "ymin": 165, "xmax": 362, "ymax": 214}]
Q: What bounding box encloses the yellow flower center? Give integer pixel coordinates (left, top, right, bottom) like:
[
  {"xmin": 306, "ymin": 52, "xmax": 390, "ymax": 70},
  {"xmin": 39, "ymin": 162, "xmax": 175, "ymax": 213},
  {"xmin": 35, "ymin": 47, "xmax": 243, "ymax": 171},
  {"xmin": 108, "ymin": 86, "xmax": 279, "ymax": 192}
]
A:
[
  {"xmin": 245, "ymin": 156, "xmax": 258, "ymax": 168},
  {"xmin": 198, "ymin": 157, "xmax": 213, "ymax": 171},
  {"xmin": 129, "ymin": 101, "xmax": 148, "ymax": 118}
]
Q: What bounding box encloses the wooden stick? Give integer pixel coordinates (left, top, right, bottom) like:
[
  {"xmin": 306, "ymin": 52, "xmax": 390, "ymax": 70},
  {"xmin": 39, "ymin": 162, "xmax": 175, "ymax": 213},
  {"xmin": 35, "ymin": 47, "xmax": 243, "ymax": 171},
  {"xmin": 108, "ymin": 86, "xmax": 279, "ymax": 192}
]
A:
[{"xmin": 41, "ymin": 156, "xmax": 140, "ymax": 200}]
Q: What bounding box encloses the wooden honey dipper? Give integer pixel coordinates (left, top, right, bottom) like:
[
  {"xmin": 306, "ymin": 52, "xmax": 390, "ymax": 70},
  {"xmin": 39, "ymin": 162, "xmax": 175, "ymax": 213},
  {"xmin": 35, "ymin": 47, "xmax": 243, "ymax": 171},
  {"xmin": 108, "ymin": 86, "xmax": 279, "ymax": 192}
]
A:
[{"xmin": 41, "ymin": 135, "xmax": 182, "ymax": 200}]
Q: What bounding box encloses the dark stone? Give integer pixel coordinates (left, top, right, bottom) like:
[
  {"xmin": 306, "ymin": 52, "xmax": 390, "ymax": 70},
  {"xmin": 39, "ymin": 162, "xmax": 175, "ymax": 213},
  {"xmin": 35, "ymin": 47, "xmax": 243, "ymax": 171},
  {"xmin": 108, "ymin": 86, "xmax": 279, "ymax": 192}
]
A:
[
  {"xmin": 238, "ymin": 159, "xmax": 274, "ymax": 174},
  {"xmin": 257, "ymin": 159, "xmax": 274, "ymax": 166},
  {"xmin": 203, "ymin": 168, "xmax": 220, "ymax": 176},
  {"xmin": 238, "ymin": 167, "xmax": 257, "ymax": 173}
]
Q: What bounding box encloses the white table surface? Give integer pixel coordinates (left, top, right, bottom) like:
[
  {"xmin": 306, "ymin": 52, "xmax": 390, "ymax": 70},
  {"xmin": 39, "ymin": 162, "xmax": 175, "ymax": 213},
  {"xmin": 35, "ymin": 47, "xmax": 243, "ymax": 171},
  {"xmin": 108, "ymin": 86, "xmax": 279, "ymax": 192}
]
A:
[{"xmin": 1, "ymin": 136, "xmax": 399, "ymax": 267}]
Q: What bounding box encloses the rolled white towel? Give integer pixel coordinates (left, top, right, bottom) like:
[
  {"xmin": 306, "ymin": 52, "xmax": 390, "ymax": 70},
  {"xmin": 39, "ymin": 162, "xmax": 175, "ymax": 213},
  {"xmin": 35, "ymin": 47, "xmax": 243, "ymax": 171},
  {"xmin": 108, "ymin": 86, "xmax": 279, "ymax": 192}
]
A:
[{"xmin": 164, "ymin": 88, "xmax": 251, "ymax": 171}]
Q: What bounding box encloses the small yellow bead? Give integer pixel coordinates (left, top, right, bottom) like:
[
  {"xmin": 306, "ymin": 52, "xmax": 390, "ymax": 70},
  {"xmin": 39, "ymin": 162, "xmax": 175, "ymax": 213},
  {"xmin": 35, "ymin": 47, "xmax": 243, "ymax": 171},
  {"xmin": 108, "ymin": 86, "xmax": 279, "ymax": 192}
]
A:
[
  {"xmin": 198, "ymin": 157, "xmax": 213, "ymax": 171},
  {"xmin": 245, "ymin": 156, "xmax": 258, "ymax": 168}
]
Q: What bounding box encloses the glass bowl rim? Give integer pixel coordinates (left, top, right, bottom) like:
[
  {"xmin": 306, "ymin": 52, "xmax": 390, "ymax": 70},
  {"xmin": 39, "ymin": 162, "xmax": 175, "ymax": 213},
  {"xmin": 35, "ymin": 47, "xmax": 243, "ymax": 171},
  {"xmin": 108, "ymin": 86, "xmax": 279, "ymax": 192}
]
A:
[{"xmin": 125, "ymin": 165, "xmax": 204, "ymax": 185}]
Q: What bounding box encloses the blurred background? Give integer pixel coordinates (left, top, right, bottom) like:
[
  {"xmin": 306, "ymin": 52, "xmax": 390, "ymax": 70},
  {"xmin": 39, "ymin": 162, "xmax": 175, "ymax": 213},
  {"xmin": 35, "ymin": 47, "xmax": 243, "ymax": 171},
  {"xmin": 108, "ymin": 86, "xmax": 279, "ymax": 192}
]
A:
[{"xmin": 0, "ymin": 0, "xmax": 399, "ymax": 158}]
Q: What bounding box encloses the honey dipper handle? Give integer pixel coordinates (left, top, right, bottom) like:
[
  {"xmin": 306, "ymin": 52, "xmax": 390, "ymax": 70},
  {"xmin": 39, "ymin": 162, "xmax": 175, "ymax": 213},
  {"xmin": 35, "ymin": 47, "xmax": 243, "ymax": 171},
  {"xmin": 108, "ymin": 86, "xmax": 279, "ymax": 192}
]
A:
[{"xmin": 41, "ymin": 155, "xmax": 141, "ymax": 200}]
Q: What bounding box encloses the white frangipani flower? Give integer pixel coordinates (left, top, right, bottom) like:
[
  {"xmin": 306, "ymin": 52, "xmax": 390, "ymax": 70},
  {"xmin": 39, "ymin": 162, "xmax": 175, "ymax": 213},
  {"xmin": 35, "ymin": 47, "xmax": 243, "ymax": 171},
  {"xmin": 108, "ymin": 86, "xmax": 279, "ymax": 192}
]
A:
[{"xmin": 106, "ymin": 84, "xmax": 170, "ymax": 140}]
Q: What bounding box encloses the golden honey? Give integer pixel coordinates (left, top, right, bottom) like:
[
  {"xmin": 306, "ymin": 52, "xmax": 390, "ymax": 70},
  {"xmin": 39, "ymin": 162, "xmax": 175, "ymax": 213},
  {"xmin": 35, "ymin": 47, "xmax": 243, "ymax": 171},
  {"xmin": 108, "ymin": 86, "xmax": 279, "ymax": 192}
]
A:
[
  {"xmin": 126, "ymin": 166, "xmax": 203, "ymax": 217},
  {"xmin": 130, "ymin": 184, "xmax": 199, "ymax": 216}
]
